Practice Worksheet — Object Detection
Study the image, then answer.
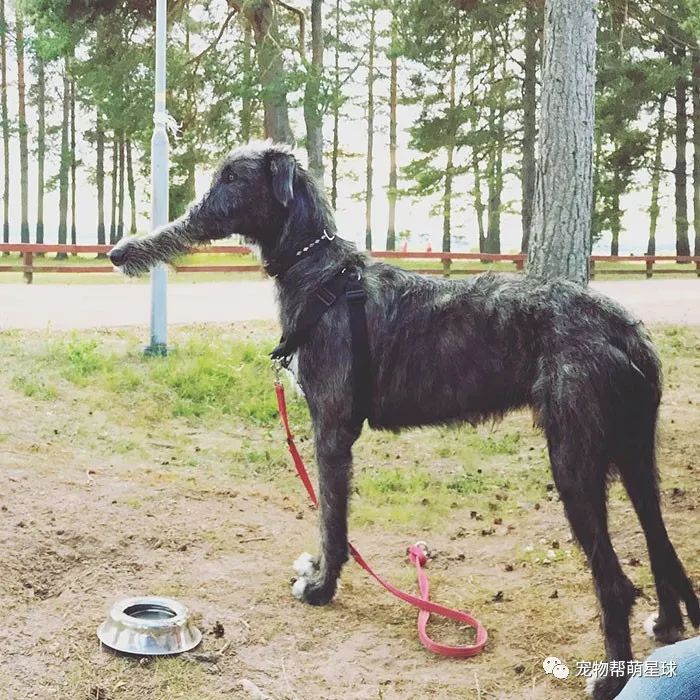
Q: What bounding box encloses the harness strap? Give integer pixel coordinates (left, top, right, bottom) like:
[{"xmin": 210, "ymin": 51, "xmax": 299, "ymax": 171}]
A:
[
  {"xmin": 270, "ymin": 267, "xmax": 372, "ymax": 427},
  {"xmin": 274, "ymin": 381, "xmax": 488, "ymax": 658},
  {"xmin": 270, "ymin": 268, "xmax": 349, "ymax": 364},
  {"xmin": 345, "ymin": 274, "xmax": 371, "ymax": 426}
]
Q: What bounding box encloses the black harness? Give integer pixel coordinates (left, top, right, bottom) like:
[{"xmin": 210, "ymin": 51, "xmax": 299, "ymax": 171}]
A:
[{"xmin": 269, "ymin": 237, "xmax": 372, "ymax": 427}]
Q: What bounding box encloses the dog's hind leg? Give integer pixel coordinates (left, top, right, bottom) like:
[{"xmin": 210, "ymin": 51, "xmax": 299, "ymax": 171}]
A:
[
  {"xmin": 549, "ymin": 445, "xmax": 636, "ymax": 699},
  {"xmin": 292, "ymin": 423, "xmax": 356, "ymax": 606},
  {"xmin": 538, "ymin": 371, "xmax": 635, "ymax": 700},
  {"xmin": 617, "ymin": 432, "xmax": 700, "ymax": 643}
]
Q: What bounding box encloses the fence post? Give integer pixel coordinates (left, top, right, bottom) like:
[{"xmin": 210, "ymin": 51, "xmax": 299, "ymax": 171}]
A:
[
  {"xmin": 23, "ymin": 251, "xmax": 33, "ymax": 284},
  {"xmin": 645, "ymin": 259, "xmax": 653, "ymax": 279},
  {"xmin": 442, "ymin": 257, "xmax": 451, "ymax": 278}
]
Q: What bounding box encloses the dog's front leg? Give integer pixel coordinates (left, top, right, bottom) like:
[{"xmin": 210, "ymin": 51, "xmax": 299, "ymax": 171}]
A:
[{"xmin": 292, "ymin": 428, "xmax": 354, "ymax": 606}]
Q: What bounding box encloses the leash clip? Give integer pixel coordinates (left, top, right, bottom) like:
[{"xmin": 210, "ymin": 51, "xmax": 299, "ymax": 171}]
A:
[
  {"xmin": 272, "ymin": 357, "xmax": 284, "ymax": 383},
  {"xmin": 409, "ymin": 540, "xmax": 429, "ymax": 566}
]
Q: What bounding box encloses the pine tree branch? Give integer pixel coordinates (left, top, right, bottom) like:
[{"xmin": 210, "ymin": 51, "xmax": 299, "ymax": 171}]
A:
[{"xmin": 188, "ymin": 10, "xmax": 238, "ymax": 70}]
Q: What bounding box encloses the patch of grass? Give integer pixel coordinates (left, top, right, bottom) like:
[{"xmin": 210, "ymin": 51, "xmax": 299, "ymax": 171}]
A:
[
  {"xmin": 13, "ymin": 331, "xmax": 310, "ymax": 430},
  {"xmin": 10, "ymin": 373, "xmax": 57, "ymax": 400},
  {"xmin": 50, "ymin": 336, "xmax": 114, "ymax": 384}
]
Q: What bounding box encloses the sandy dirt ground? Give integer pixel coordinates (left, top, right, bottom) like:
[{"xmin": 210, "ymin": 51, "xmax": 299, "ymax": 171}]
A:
[
  {"xmin": 1, "ymin": 277, "xmax": 699, "ymax": 330},
  {"xmin": 0, "ymin": 321, "xmax": 698, "ymax": 700}
]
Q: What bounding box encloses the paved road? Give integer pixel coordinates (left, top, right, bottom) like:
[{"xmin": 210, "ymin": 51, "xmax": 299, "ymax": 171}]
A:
[{"xmin": 0, "ymin": 278, "xmax": 698, "ymax": 330}]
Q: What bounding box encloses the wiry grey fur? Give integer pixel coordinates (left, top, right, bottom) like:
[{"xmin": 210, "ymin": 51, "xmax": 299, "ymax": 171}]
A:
[{"xmin": 109, "ymin": 142, "xmax": 699, "ymax": 700}]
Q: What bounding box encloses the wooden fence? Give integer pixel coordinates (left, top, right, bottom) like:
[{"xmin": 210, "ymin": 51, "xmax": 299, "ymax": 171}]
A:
[{"xmin": 1, "ymin": 243, "xmax": 699, "ymax": 283}]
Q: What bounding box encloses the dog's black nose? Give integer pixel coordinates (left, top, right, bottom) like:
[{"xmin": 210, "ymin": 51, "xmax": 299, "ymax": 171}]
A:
[{"xmin": 108, "ymin": 247, "xmax": 126, "ymax": 266}]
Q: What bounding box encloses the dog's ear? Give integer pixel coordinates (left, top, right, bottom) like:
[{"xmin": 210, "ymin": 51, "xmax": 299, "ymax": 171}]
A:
[{"xmin": 269, "ymin": 151, "xmax": 296, "ymax": 207}]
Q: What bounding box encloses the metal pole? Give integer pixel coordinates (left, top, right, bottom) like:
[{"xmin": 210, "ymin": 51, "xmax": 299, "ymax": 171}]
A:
[{"xmin": 147, "ymin": 0, "xmax": 168, "ymax": 356}]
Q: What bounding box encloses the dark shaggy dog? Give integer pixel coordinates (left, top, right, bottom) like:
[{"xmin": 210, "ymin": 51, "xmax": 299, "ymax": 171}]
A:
[{"xmin": 109, "ymin": 142, "xmax": 699, "ymax": 700}]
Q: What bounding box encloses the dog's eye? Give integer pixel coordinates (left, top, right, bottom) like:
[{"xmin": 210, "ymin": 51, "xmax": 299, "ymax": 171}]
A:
[{"xmin": 227, "ymin": 171, "xmax": 238, "ymax": 183}]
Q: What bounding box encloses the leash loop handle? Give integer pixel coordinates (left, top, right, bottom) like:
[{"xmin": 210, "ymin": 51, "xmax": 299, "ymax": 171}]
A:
[{"xmin": 274, "ymin": 380, "xmax": 488, "ymax": 658}]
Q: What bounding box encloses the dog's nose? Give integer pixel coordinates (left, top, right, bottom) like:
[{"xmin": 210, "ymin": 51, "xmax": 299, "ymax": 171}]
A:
[{"xmin": 108, "ymin": 247, "xmax": 126, "ymax": 266}]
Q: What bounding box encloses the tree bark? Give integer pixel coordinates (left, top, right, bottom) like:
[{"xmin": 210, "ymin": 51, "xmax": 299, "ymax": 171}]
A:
[
  {"xmin": 528, "ymin": 0, "xmax": 597, "ymax": 285},
  {"xmin": 126, "ymin": 138, "xmax": 137, "ymax": 235},
  {"xmin": 468, "ymin": 40, "xmax": 486, "ymax": 255},
  {"xmin": 70, "ymin": 77, "xmax": 77, "ymax": 248},
  {"xmin": 96, "ymin": 113, "xmax": 106, "ymax": 251},
  {"xmin": 693, "ymin": 49, "xmax": 700, "ymax": 256},
  {"xmin": 240, "ymin": 21, "xmax": 253, "ymax": 142},
  {"xmin": 110, "ymin": 135, "xmax": 117, "ymax": 245},
  {"xmin": 364, "ymin": 2, "xmax": 376, "ymax": 251},
  {"xmin": 386, "ymin": 2, "xmax": 398, "ymax": 252},
  {"xmin": 36, "ymin": 55, "xmax": 46, "ymax": 246},
  {"xmin": 610, "ymin": 178, "xmax": 621, "ymax": 255},
  {"xmin": 57, "ymin": 65, "xmax": 71, "ymax": 259},
  {"xmin": 330, "ymin": 0, "xmax": 341, "ymax": 209},
  {"xmin": 228, "ymin": 0, "xmax": 294, "ymax": 144},
  {"xmin": 0, "ymin": 0, "xmax": 8, "ymax": 247},
  {"xmin": 485, "ymin": 28, "xmax": 504, "ymax": 254},
  {"xmin": 117, "ymin": 131, "xmax": 125, "ymax": 242},
  {"xmin": 520, "ymin": 0, "xmax": 538, "ymax": 252},
  {"xmin": 673, "ymin": 49, "xmax": 690, "ymax": 257},
  {"xmin": 647, "ymin": 95, "xmax": 666, "ymax": 256},
  {"xmin": 304, "ymin": 0, "xmax": 324, "ymax": 182},
  {"xmin": 16, "ymin": 12, "xmax": 29, "ymax": 243},
  {"xmin": 443, "ymin": 26, "xmax": 458, "ymax": 256}
]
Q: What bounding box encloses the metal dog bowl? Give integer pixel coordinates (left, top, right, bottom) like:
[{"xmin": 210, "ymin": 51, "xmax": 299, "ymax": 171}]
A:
[{"xmin": 97, "ymin": 596, "xmax": 201, "ymax": 655}]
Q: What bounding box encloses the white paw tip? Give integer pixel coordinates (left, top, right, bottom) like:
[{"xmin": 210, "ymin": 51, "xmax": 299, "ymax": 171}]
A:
[
  {"xmin": 292, "ymin": 576, "xmax": 307, "ymax": 600},
  {"xmin": 643, "ymin": 612, "xmax": 658, "ymax": 639},
  {"xmin": 585, "ymin": 673, "xmax": 601, "ymax": 696},
  {"xmin": 292, "ymin": 552, "xmax": 316, "ymax": 577}
]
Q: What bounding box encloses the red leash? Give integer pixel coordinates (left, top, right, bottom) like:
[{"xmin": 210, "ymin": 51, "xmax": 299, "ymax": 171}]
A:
[{"xmin": 275, "ymin": 380, "xmax": 488, "ymax": 658}]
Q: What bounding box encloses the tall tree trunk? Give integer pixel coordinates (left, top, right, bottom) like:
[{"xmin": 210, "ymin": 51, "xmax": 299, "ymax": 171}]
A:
[
  {"xmin": 304, "ymin": 0, "xmax": 324, "ymax": 182},
  {"xmin": 469, "ymin": 41, "xmax": 486, "ymax": 254},
  {"xmin": 364, "ymin": 3, "xmax": 376, "ymax": 251},
  {"xmin": 673, "ymin": 49, "xmax": 690, "ymax": 257},
  {"xmin": 693, "ymin": 49, "xmax": 700, "ymax": 256},
  {"xmin": 330, "ymin": 0, "xmax": 341, "ymax": 209},
  {"xmin": 443, "ymin": 26, "xmax": 458, "ymax": 255},
  {"xmin": 110, "ymin": 135, "xmax": 117, "ymax": 245},
  {"xmin": 485, "ymin": 29, "xmax": 503, "ymax": 254},
  {"xmin": 229, "ymin": 0, "xmax": 294, "ymax": 144},
  {"xmin": 16, "ymin": 12, "xmax": 29, "ymax": 243},
  {"xmin": 528, "ymin": 0, "xmax": 597, "ymax": 285},
  {"xmin": 57, "ymin": 65, "xmax": 70, "ymax": 259},
  {"xmin": 70, "ymin": 77, "xmax": 77, "ymax": 247},
  {"xmin": 0, "ymin": 0, "xmax": 8, "ymax": 248},
  {"xmin": 610, "ymin": 179, "xmax": 621, "ymax": 255},
  {"xmin": 96, "ymin": 112, "xmax": 106, "ymax": 251},
  {"xmin": 36, "ymin": 55, "xmax": 46, "ymax": 246},
  {"xmin": 521, "ymin": 0, "xmax": 538, "ymax": 252},
  {"xmin": 647, "ymin": 95, "xmax": 666, "ymax": 256},
  {"xmin": 241, "ymin": 21, "xmax": 253, "ymax": 141},
  {"xmin": 126, "ymin": 138, "xmax": 137, "ymax": 234},
  {"xmin": 117, "ymin": 131, "xmax": 125, "ymax": 242},
  {"xmin": 386, "ymin": 2, "xmax": 398, "ymax": 252}
]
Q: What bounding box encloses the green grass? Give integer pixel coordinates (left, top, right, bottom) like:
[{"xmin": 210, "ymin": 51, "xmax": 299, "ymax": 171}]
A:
[{"xmin": 31, "ymin": 333, "xmax": 308, "ymax": 428}]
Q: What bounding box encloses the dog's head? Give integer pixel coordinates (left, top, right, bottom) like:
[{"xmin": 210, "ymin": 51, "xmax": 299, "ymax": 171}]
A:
[{"xmin": 109, "ymin": 142, "xmax": 334, "ymax": 276}]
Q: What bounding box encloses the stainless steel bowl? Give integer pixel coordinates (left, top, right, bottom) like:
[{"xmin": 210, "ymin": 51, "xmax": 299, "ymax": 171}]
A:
[{"xmin": 97, "ymin": 596, "xmax": 202, "ymax": 655}]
